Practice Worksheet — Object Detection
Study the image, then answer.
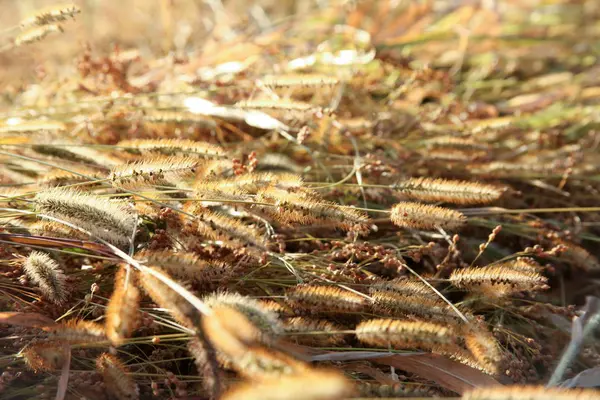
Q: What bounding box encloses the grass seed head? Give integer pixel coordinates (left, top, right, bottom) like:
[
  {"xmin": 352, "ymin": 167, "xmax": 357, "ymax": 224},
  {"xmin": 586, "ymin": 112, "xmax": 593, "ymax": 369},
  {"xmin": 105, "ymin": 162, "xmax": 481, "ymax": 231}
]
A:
[
  {"xmin": 96, "ymin": 353, "xmax": 139, "ymax": 400},
  {"xmin": 390, "ymin": 201, "xmax": 467, "ymax": 230},
  {"xmin": 23, "ymin": 251, "xmax": 67, "ymax": 304}
]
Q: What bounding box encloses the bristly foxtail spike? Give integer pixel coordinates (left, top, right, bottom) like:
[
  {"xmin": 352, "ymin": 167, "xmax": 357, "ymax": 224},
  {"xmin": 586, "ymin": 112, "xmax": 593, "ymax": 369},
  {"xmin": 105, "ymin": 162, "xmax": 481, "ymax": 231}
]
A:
[
  {"xmin": 390, "ymin": 201, "xmax": 467, "ymax": 230},
  {"xmin": 394, "ymin": 177, "xmax": 505, "ymax": 205},
  {"xmin": 34, "ymin": 187, "xmax": 138, "ymax": 248},
  {"xmin": 19, "ymin": 4, "xmax": 81, "ymax": 29},
  {"xmin": 22, "ymin": 251, "xmax": 67, "ymax": 304},
  {"xmin": 105, "ymin": 265, "xmax": 140, "ymax": 346},
  {"xmin": 96, "ymin": 353, "xmax": 139, "ymax": 400}
]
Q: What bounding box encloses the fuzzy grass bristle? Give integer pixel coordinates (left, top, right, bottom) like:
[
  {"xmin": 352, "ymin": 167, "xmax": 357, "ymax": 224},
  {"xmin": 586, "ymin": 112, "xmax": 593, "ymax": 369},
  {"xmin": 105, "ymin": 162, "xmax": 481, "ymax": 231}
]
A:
[
  {"xmin": 29, "ymin": 220, "xmax": 87, "ymax": 239},
  {"xmin": 553, "ymin": 239, "xmax": 600, "ymax": 271},
  {"xmin": 355, "ymin": 318, "xmax": 457, "ymax": 352},
  {"xmin": 15, "ymin": 24, "xmax": 64, "ymax": 46},
  {"xmin": 21, "ymin": 342, "xmax": 66, "ymax": 372},
  {"xmin": 286, "ymin": 284, "xmax": 369, "ymax": 314},
  {"xmin": 395, "ymin": 177, "xmax": 504, "ymax": 205},
  {"xmin": 370, "ymin": 290, "xmax": 462, "ymax": 323},
  {"xmin": 105, "ymin": 265, "xmax": 140, "ymax": 346},
  {"xmin": 22, "ymin": 251, "xmax": 67, "ymax": 304},
  {"xmin": 117, "ymin": 138, "xmax": 226, "ymax": 158},
  {"xmin": 256, "ymin": 187, "xmax": 370, "ymax": 230},
  {"xmin": 189, "ymin": 209, "xmax": 267, "ymax": 255},
  {"xmin": 187, "ymin": 336, "xmax": 223, "ymax": 399},
  {"xmin": 462, "ymin": 386, "xmax": 600, "ymax": 400},
  {"xmin": 390, "ymin": 201, "xmax": 467, "ymax": 230},
  {"xmin": 37, "ymin": 167, "xmax": 101, "ymax": 188},
  {"xmin": 260, "ymin": 73, "xmax": 340, "ymax": 89},
  {"xmin": 34, "ymin": 187, "xmax": 138, "ymax": 247},
  {"xmin": 449, "ymin": 264, "xmax": 549, "ymax": 297},
  {"xmin": 195, "ymin": 172, "xmax": 304, "ymax": 195},
  {"xmin": 234, "ymin": 99, "xmax": 315, "ymax": 112},
  {"xmin": 109, "ymin": 156, "xmax": 199, "ymax": 189},
  {"xmin": 203, "ymin": 292, "xmax": 283, "ymax": 336},
  {"xmin": 135, "ymin": 249, "xmax": 233, "ymax": 288},
  {"xmin": 443, "ymin": 346, "xmax": 497, "ymax": 375},
  {"xmin": 142, "ymin": 110, "xmax": 217, "ymax": 128},
  {"xmin": 49, "ymin": 319, "xmax": 107, "ymax": 344},
  {"xmin": 283, "ymin": 317, "xmax": 347, "ymax": 347},
  {"xmin": 31, "ymin": 142, "xmax": 119, "ymax": 167},
  {"xmin": 221, "ymin": 369, "xmax": 353, "ymax": 400},
  {"xmin": 463, "ymin": 326, "xmax": 503, "ymax": 376},
  {"xmin": 19, "ymin": 4, "xmax": 80, "ymax": 28},
  {"xmin": 506, "ymin": 257, "xmax": 544, "ymax": 274},
  {"xmin": 96, "ymin": 353, "xmax": 139, "ymax": 400},
  {"xmin": 369, "ymin": 278, "xmax": 437, "ymax": 298},
  {"xmin": 227, "ymin": 345, "xmax": 310, "ymax": 379},
  {"xmin": 260, "ymin": 300, "xmax": 295, "ymax": 318},
  {"xmin": 138, "ymin": 266, "xmax": 201, "ymax": 329},
  {"xmin": 422, "ymin": 148, "xmax": 487, "ymax": 163},
  {"xmin": 202, "ymin": 305, "xmax": 264, "ymax": 359}
]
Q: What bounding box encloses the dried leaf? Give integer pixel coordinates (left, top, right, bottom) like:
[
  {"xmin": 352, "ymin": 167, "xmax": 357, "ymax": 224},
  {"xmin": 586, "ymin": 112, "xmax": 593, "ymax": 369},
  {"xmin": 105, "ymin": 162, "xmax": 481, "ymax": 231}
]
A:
[{"xmin": 372, "ymin": 353, "xmax": 503, "ymax": 394}]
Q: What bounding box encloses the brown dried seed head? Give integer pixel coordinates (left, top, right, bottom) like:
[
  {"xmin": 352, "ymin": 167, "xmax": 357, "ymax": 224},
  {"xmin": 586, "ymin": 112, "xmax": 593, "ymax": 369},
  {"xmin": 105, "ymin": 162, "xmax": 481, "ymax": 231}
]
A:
[
  {"xmin": 203, "ymin": 292, "xmax": 283, "ymax": 336},
  {"xmin": 187, "ymin": 337, "xmax": 223, "ymax": 398},
  {"xmin": 462, "ymin": 386, "xmax": 600, "ymax": 400},
  {"xmin": 235, "ymin": 99, "xmax": 315, "ymax": 112},
  {"xmin": 15, "ymin": 24, "xmax": 64, "ymax": 47},
  {"xmin": 190, "ymin": 209, "xmax": 267, "ymax": 255},
  {"xmin": 105, "ymin": 265, "xmax": 140, "ymax": 346},
  {"xmin": 390, "ymin": 202, "xmax": 466, "ymax": 230},
  {"xmin": 109, "ymin": 156, "xmax": 199, "ymax": 189},
  {"xmin": 20, "ymin": 4, "xmax": 80, "ymax": 28},
  {"xmin": 369, "ymin": 278, "xmax": 436, "ymax": 298},
  {"xmin": 221, "ymin": 369, "xmax": 353, "ymax": 400},
  {"xmin": 37, "ymin": 167, "xmax": 100, "ymax": 188},
  {"xmin": 135, "ymin": 249, "xmax": 233, "ymax": 288},
  {"xmin": 29, "ymin": 220, "xmax": 87, "ymax": 240},
  {"xmin": 356, "ymin": 318, "xmax": 457, "ymax": 352},
  {"xmin": 22, "ymin": 342, "xmax": 66, "ymax": 372},
  {"xmin": 195, "ymin": 172, "xmax": 304, "ymax": 194},
  {"xmin": 370, "ymin": 291, "xmax": 460, "ymax": 323},
  {"xmin": 507, "ymin": 257, "xmax": 544, "ymax": 274},
  {"xmin": 260, "ymin": 73, "xmax": 340, "ymax": 88},
  {"xmin": 139, "ymin": 266, "xmax": 200, "ymax": 329},
  {"xmin": 256, "ymin": 186, "xmax": 370, "ymax": 231},
  {"xmin": 286, "ymin": 284, "xmax": 369, "ymax": 314},
  {"xmin": 142, "ymin": 110, "xmax": 217, "ymax": 127},
  {"xmin": 231, "ymin": 346, "xmax": 310, "ymax": 380},
  {"xmin": 117, "ymin": 138, "xmax": 226, "ymax": 158},
  {"xmin": 284, "ymin": 317, "xmax": 347, "ymax": 346},
  {"xmin": 442, "ymin": 346, "xmax": 497, "ymax": 375},
  {"xmin": 49, "ymin": 319, "xmax": 107, "ymax": 344},
  {"xmin": 96, "ymin": 353, "xmax": 139, "ymax": 400},
  {"xmin": 34, "ymin": 187, "xmax": 137, "ymax": 247},
  {"xmin": 23, "ymin": 251, "xmax": 67, "ymax": 304},
  {"xmin": 449, "ymin": 265, "xmax": 548, "ymax": 297},
  {"xmin": 395, "ymin": 177, "xmax": 504, "ymax": 205},
  {"xmin": 202, "ymin": 305, "xmax": 263, "ymax": 359},
  {"xmin": 553, "ymin": 239, "xmax": 600, "ymax": 271},
  {"xmin": 463, "ymin": 325, "xmax": 503, "ymax": 376}
]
